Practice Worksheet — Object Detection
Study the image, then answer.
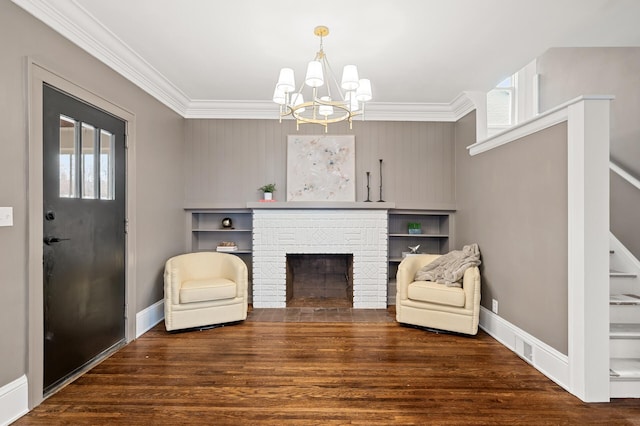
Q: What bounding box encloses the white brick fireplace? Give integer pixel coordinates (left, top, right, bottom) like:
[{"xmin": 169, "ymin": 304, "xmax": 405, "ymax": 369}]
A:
[{"xmin": 251, "ymin": 206, "xmax": 390, "ymax": 308}]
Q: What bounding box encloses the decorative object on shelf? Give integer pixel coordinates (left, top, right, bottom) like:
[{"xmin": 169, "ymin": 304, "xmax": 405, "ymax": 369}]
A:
[
  {"xmin": 272, "ymin": 25, "xmax": 373, "ymax": 132},
  {"xmin": 216, "ymin": 241, "xmax": 238, "ymax": 252},
  {"xmin": 258, "ymin": 183, "xmax": 276, "ymax": 201},
  {"xmin": 378, "ymin": 159, "xmax": 384, "ymax": 202},
  {"xmin": 402, "ymin": 245, "xmax": 422, "ymax": 258},
  {"xmin": 365, "ymin": 171, "xmax": 371, "ymax": 202},
  {"xmin": 408, "ymin": 222, "xmax": 422, "ymax": 234},
  {"xmin": 221, "ymin": 217, "xmax": 233, "ymax": 229},
  {"xmin": 286, "ymin": 135, "xmax": 356, "ymax": 201}
]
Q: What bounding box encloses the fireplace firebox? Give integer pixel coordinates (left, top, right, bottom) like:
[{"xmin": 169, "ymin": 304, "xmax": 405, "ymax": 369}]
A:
[{"xmin": 286, "ymin": 254, "xmax": 353, "ymax": 307}]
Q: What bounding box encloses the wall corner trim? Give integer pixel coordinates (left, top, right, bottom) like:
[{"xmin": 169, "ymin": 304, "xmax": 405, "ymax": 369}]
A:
[
  {"xmin": 0, "ymin": 375, "xmax": 29, "ymax": 425},
  {"xmin": 136, "ymin": 300, "xmax": 165, "ymax": 338},
  {"xmin": 479, "ymin": 307, "xmax": 570, "ymax": 394}
]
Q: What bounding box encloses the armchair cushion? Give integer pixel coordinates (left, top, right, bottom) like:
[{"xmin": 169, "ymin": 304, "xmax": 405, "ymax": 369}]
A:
[
  {"xmin": 407, "ymin": 281, "xmax": 465, "ymax": 307},
  {"xmin": 180, "ymin": 278, "xmax": 237, "ymax": 304}
]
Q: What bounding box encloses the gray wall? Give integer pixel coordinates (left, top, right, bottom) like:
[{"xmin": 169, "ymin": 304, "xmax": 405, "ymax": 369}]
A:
[
  {"xmin": 537, "ymin": 47, "xmax": 640, "ymax": 259},
  {"xmin": 185, "ymin": 119, "xmax": 456, "ymax": 209},
  {"xmin": 611, "ymin": 171, "xmax": 640, "ymax": 257},
  {"xmin": 454, "ymin": 111, "xmax": 569, "ymax": 354},
  {"xmin": 0, "ymin": 2, "xmax": 185, "ymax": 388}
]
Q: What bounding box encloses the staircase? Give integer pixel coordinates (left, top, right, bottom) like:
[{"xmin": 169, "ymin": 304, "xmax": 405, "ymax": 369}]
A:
[{"xmin": 609, "ymin": 233, "xmax": 640, "ymax": 398}]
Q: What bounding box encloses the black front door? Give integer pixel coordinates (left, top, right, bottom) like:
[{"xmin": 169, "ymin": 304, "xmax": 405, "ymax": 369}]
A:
[{"xmin": 42, "ymin": 84, "xmax": 126, "ymax": 394}]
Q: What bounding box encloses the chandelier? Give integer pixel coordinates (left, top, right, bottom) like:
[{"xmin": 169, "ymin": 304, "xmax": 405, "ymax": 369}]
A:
[{"xmin": 272, "ymin": 26, "xmax": 372, "ymax": 132}]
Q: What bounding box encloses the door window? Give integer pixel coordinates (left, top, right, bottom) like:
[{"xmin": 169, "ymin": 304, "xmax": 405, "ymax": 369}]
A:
[
  {"xmin": 58, "ymin": 115, "xmax": 115, "ymax": 200},
  {"xmin": 59, "ymin": 115, "xmax": 77, "ymax": 198}
]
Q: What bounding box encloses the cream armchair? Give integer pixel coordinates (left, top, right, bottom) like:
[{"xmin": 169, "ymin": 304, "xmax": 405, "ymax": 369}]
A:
[
  {"xmin": 396, "ymin": 254, "xmax": 481, "ymax": 335},
  {"xmin": 164, "ymin": 252, "xmax": 248, "ymax": 331}
]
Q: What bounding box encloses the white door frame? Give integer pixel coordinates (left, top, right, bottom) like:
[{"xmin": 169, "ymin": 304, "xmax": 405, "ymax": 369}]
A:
[{"xmin": 26, "ymin": 59, "xmax": 137, "ymax": 408}]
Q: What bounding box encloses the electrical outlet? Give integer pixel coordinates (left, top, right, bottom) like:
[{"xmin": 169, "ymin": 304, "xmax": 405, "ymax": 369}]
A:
[{"xmin": 492, "ymin": 299, "xmax": 498, "ymax": 314}]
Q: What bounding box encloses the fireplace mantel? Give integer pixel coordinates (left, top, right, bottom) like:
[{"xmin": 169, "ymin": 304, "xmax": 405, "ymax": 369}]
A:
[{"xmin": 247, "ymin": 201, "xmax": 395, "ymax": 210}]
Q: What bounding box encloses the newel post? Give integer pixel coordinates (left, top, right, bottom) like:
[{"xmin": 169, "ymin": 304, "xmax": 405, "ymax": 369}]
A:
[{"xmin": 567, "ymin": 96, "xmax": 612, "ymax": 402}]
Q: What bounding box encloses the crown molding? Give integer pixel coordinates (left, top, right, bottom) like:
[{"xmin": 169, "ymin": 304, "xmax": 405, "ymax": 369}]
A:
[
  {"xmin": 12, "ymin": 0, "xmax": 191, "ymax": 116},
  {"xmin": 184, "ymin": 100, "xmax": 280, "ymax": 120},
  {"xmin": 184, "ymin": 99, "xmax": 477, "ymax": 121},
  {"xmin": 13, "ymin": 0, "xmax": 478, "ymax": 122}
]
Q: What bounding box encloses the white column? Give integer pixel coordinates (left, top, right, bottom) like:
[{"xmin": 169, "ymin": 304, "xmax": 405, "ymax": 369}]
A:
[{"xmin": 567, "ymin": 97, "xmax": 612, "ymax": 402}]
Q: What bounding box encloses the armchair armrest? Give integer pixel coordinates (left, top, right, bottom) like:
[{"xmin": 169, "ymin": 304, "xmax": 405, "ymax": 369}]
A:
[
  {"xmin": 461, "ymin": 266, "xmax": 481, "ymax": 310},
  {"xmin": 218, "ymin": 254, "xmax": 248, "ymax": 298}
]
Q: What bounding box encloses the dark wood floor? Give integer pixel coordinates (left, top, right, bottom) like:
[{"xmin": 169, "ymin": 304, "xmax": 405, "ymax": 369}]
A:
[{"xmin": 16, "ymin": 312, "xmax": 640, "ymax": 425}]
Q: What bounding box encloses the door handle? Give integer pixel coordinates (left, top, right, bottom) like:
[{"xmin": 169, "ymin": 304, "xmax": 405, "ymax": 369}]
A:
[{"xmin": 44, "ymin": 236, "xmax": 70, "ymax": 245}]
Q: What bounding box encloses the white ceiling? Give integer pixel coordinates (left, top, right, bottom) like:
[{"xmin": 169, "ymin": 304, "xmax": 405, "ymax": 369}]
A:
[{"xmin": 13, "ymin": 0, "xmax": 640, "ymax": 120}]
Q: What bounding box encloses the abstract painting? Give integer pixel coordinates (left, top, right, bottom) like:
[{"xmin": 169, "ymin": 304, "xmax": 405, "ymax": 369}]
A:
[{"xmin": 286, "ymin": 135, "xmax": 356, "ymax": 201}]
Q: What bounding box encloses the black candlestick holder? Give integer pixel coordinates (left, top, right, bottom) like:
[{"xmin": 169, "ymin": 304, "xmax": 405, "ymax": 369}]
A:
[
  {"xmin": 378, "ymin": 159, "xmax": 385, "ymax": 202},
  {"xmin": 365, "ymin": 171, "xmax": 371, "ymax": 202}
]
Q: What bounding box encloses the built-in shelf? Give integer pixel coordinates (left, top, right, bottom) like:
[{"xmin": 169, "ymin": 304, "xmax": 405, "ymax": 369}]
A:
[
  {"xmin": 193, "ymin": 229, "xmax": 252, "ymax": 232},
  {"xmin": 388, "ymin": 233, "xmax": 449, "ymax": 238},
  {"xmin": 186, "ymin": 209, "xmax": 254, "ymax": 300},
  {"xmin": 387, "ymin": 210, "xmax": 454, "ymax": 297}
]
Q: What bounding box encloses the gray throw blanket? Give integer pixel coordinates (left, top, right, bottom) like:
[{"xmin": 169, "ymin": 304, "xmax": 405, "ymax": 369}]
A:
[{"xmin": 414, "ymin": 244, "xmax": 481, "ymax": 287}]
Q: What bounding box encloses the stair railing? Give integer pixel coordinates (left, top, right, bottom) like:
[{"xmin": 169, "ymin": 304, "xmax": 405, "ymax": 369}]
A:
[{"xmin": 610, "ymin": 161, "xmax": 640, "ymax": 191}]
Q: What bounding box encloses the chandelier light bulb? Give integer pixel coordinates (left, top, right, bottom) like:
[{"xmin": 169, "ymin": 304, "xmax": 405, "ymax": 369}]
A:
[
  {"xmin": 305, "ymin": 61, "xmax": 324, "ymax": 88},
  {"xmin": 345, "ymin": 91, "xmax": 360, "ymax": 112},
  {"xmin": 291, "ymin": 93, "xmax": 305, "ymax": 113},
  {"xmin": 356, "ymin": 78, "xmax": 372, "ymax": 102},
  {"xmin": 276, "ymin": 68, "xmax": 296, "ymax": 93},
  {"xmin": 341, "ymin": 65, "xmax": 359, "ymax": 91},
  {"xmin": 272, "ymin": 87, "xmax": 286, "ymax": 105},
  {"xmin": 318, "ymin": 96, "xmax": 334, "ymax": 116}
]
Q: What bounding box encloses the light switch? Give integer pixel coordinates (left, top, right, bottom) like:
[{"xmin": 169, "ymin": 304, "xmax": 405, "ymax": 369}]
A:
[{"xmin": 0, "ymin": 207, "xmax": 13, "ymax": 227}]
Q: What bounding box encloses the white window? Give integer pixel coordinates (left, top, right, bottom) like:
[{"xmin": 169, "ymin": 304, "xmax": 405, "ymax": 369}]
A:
[{"xmin": 487, "ymin": 75, "xmax": 516, "ymax": 137}]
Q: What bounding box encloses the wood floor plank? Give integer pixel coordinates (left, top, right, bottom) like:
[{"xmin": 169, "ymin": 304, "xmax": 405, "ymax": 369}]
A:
[{"xmin": 15, "ymin": 320, "xmax": 640, "ymax": 425}]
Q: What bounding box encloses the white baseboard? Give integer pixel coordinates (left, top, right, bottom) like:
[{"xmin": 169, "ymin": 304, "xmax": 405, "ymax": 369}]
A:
[
  {"xmin": 611, "ymin": 379, "xmax": 640, "ymax": 398},
  {"xmin": 0, "ymin": 375, "xmax": 28, "ymax": 426},
  {"xmin": 0, "ymin": 301, "xmax": 164, "ymax": 425},
  {"xmin": 479, "ymin": 306, "xmax": 570, "ymax": 393},
  {"xmin": 136, "ymin": 299, "xmax": 164, "ymax": 338}
]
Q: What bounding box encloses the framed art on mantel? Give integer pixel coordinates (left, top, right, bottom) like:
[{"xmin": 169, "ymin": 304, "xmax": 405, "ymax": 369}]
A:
[{"xmin": 286, "ymin": 135, "xmax": 356, "ymax": 201}]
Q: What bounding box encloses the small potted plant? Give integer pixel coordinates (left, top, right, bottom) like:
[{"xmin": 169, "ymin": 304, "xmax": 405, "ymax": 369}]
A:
[{"xmin": 258, "ymin": 183, "xmax": 276, "ymax": 201}]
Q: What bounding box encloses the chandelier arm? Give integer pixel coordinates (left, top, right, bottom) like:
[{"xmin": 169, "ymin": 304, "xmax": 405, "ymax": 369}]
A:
[
  {"xmin": 312, "ymin": 87, "xmax": 317, "ymax": 119},
  {"xmin": 320, "ymin": 57, "xmax": 332, "ymax": 101},
  {"xmin": 322, "ymin": 55, "xmax": 345, "ymax": 101},
  {"xmin": 294, "ymin": 82, "xmax": 305, "ymax": 104}
]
